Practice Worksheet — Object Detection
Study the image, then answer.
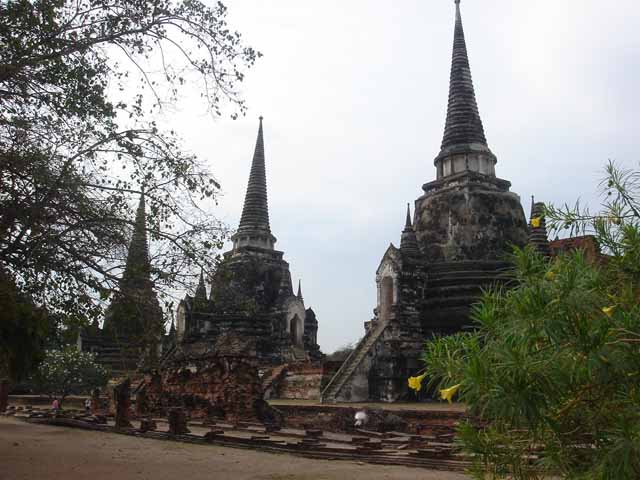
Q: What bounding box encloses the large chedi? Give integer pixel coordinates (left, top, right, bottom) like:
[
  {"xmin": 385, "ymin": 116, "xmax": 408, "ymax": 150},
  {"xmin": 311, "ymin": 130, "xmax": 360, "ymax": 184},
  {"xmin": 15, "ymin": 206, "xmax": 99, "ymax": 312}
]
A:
[
  {"xmin": 173, "ymin": 118, "xmax": 322, "ymax": 365},
  {"xmin": 321, "ymin": 0, "xmax": 527, "ymax": 403},
  {"xmin": 78, "ymin": 195, "xmax": 164, "ymax": 374}
]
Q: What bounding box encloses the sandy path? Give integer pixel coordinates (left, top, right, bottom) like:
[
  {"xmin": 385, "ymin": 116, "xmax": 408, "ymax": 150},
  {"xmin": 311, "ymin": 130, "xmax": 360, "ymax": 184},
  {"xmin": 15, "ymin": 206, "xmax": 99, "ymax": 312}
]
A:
[{"xmin": 0, "ymin": 417, "xmax": 468, "ymax": 480}]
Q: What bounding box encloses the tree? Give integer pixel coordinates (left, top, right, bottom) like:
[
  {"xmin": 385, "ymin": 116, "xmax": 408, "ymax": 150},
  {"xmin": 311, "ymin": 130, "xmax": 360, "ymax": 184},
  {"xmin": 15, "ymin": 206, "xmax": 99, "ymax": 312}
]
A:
[
  {"xmin": 0, "ymin": 0, "xmax": 260, "ymax": 320},
  {"xmin": 421, "ymin": 162, "xmax": 640, "ymax": 479},
  {"xmin": 31, "ymin": 347, "xmax": 109, "ymax": 401},
  {"xmin": 0, "ymin": 266, "xmax": 49, "ymax": 410}
]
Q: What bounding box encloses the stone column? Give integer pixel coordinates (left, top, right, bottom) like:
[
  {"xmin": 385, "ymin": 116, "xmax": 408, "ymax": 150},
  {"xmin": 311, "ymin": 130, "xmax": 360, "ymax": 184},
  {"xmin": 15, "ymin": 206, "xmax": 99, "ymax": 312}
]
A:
[
  {"xmin": 113, "ymin": 378, "xmax": 132, "ymax": 429},
  {"xmin": 0, "ymin": 379, "xmax": 10, "ymax": 412}
]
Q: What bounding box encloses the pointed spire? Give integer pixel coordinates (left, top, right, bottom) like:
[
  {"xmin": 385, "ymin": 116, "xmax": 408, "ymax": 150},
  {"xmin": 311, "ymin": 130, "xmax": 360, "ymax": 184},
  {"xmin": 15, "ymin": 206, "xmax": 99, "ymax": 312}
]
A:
[
  {"xmin": 232, "ymin": 117, "xmax": 277, "ymax": 252},
  {"xmin": 238, "ymin": 116, "xmax": 270, "ymax": 233},
  {"xmin": 102, "ymin": 192, "xmax": 163, "ymax": 342},
  {"xmin": 297, "ymin": 280, "xmax": 303, "ymax": 300},
  {"xmin": 441, "ymin": 0, "xmax": 487, "ymax": 151},
  {"xmin": 195, "ymin": 269, "xmax": 207, "ymax": 301},
  {"xmin": 528, "ymin": 201, "xmax": 551, "ymax": 258},
  {"xmin": 122, "ymin": 194, "xmax": 151, "ymax": 286},
  {"xmin": 404, "ymin": 203, "xmax": 413, "ymax": 230},
  {"xmin": 400, "ymin": 204, "xmax": 420, "ymax": 257}
]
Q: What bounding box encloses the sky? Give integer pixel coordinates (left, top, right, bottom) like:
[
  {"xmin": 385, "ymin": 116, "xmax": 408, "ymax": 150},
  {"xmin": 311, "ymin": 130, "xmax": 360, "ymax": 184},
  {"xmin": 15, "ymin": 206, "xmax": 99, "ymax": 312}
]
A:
[{"xmin": 157, "ymin": 0, "xmax": 640, "ymax": 353}]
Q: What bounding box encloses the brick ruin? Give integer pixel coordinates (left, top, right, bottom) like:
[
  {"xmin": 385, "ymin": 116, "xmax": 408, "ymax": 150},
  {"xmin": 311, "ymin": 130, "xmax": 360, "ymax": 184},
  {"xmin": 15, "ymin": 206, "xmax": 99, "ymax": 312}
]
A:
[{"xmin": 137, "ymin": 333, "xmax": 283, "ymax": 427}]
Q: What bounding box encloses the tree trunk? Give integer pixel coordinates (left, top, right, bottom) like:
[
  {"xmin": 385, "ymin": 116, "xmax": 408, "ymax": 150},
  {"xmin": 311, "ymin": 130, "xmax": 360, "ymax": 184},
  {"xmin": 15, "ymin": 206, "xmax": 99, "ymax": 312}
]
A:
[{"xmin": 0, "ymin": 378, "xmax": 10, "ymax": 412}]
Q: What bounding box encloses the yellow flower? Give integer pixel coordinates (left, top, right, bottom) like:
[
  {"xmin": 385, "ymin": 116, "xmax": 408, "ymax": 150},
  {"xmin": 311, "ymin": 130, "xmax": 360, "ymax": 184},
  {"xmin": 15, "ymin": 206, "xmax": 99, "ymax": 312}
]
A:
[
  {"xmin": 439, "ymin": 384, "xmax": 461, "ymax": 404},
  {"xmin": 531, "ymin": 217, "xmax": 542, "ymax": 228},
  {"xmin": 407, "ymin": 373, "xmax": 428, "ymax": 392},
  {"xmin": 544, "ymin": 271, "xmax": 556, "ymax": 281},
  {"xmin": 602, "ymin": 306, "xmax": 615, "ymax": 317}
]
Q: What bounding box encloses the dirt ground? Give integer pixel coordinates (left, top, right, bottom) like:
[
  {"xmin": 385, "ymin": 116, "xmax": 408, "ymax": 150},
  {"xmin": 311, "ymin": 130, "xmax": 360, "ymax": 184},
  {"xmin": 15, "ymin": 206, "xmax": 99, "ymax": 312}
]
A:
[{"xmin": 0, "ymin": 417, "xmax": 469, "ymax": 480}]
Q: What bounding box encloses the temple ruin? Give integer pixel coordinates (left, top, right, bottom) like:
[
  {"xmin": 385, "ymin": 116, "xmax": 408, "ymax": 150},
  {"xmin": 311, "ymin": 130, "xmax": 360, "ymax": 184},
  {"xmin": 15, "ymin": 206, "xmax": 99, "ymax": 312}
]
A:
[
  {"xmin": 321, "ymin": 0, "xmax": 529, "ymax": 403},
  {"xmin": 78, "ymin": 195, "xmax": 164, "ymax": 375},
  {"xmin": 169, "ymin": 118, "xmax": 322, "ymax": 375}
]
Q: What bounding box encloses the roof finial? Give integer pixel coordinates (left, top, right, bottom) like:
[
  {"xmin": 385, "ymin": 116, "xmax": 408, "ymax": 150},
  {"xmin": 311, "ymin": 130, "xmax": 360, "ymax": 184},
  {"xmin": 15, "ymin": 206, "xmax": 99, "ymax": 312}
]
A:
[
  {"xmin": 195, "ymin": 268, "xmax": 207, "ymax": 302},
  {"xmin": 405, "ymin": 203, "xmax": 412, "ymax": 229},
  {"xmin": 455, "ymin": 0, "xmax": 460, "ymax": 4},
  {"xmin": 297, "ymin": 280, "xmax": 303, "ymax": 300}
]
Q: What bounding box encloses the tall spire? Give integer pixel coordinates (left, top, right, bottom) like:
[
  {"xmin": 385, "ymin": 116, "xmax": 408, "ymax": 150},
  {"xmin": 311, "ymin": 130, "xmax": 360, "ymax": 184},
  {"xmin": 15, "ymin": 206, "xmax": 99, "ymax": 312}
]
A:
[
  {"xmin": 400, "ymin": 203, "xmax": 420, "ymax": 257},
  {"xmin": 232, "ymin": 117, "xmax": 277, "ymax": 252},
  {"xmin": 102, "ymin": 192, "xmax": 163, "ymax": 342},
  {"xmin": 297, "ymin": 280, "xmax": 303, "ymax": 300},
  {"xmin": 195, "ymin": 269, "xmax": 207, "ymax": 301},
  {"xmin": 433, "ymin": 1, "xmax": 496, "ymax": 180},
  {"xmin": 441, "ymin": 0, "xmax": 487, "ymax": 150},
  {"xmin": 238, "ymin": 116, "xmax": 270, "ymax": 233},
  {"xmin": 122, "ymin": 194, "xmax": 151, "ymax": 286}
]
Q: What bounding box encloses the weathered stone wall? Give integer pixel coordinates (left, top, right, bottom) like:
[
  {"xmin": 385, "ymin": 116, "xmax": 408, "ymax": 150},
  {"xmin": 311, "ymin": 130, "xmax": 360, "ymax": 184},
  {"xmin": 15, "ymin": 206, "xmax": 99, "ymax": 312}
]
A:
[
  {"xmin": 276, "ymin": 364, "xmax": 323, "ymax": 400},
  {"xmin": 415, "ymin": 173, "xmax": 527, "ymax": 263}
]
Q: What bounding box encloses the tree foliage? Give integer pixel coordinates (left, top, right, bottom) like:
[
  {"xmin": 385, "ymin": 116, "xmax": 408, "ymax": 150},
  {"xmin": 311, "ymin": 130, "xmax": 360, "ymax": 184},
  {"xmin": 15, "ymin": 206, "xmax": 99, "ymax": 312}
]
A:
[
  {"xmin": 422, "ymin": 163, "xmax": 640, "ymax": 479},
  {"xmin": 0, "ymin": 267, "xmax": 49, "ymax": 382},
  {"xmin": 0, "ymin": 0, "xmax": 260, "ymax": 323},
  {"xmin": 30, "ymin": 347, "xmax": 109, "ymax": 400}
]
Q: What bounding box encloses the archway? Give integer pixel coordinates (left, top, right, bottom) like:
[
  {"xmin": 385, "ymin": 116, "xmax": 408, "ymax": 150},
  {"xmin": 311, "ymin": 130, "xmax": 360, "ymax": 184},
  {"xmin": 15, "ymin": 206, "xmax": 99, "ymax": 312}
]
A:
[
  {"xmin": 290, "ymin": 314, "xmax": 302, "ymax": 346},
  {"xmin": 380, "ymin": 276, "xmax": 394, "ymax": 322}
]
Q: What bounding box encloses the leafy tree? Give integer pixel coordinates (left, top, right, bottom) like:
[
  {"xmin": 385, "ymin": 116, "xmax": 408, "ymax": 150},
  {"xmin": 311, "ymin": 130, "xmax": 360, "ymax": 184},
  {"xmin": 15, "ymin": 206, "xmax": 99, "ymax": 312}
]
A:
[
  {"xmin": 31, "ymin": 347, "xmax": 109, "ymax": 401},
  {"xmin": 0, "ymin": 266, "xmax": 50, "ymax": 410},
  {"xmin": 0, "ymin": 0, "xmax": 260, "ymax": 322},
  {"xmin": 422, "ymin": 162, "xmax": 640, "ymax": 479}
]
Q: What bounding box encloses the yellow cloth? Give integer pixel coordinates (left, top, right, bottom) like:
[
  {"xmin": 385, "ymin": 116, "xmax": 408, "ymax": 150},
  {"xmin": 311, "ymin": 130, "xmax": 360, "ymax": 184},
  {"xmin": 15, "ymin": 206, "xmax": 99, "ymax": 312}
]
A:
[
  {"xmin": 407, "ymin": 373, "xmax": 428, "ymax": 392},
  {"xmin": 531, "ymin": 217, "xmax": 542, "ymax": 228},
  {"xmin": 439, "ymin": 384, "xmax": 461, "ymax": 404}
]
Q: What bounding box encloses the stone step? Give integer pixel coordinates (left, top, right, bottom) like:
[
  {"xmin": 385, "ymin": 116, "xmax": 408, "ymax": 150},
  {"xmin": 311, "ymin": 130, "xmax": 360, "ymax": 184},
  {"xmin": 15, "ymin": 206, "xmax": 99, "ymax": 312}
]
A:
[
  {"xmin": 424, "ymin": 284, "xmax": 488, "ymax": 300},
  {"xmin": 427, "ymin": 270, "xmax": 512, "ymax": 283},
  {"xmin": 321, "ymin": 322, "xmax": 388, "ymax": 401},
  {"xmin": 422, "ymin": 295, "xmax": 480, "ymax": 309},
  {"xmin": 428, "ymin": 261, "xmax": 512, "ymax": 274}
]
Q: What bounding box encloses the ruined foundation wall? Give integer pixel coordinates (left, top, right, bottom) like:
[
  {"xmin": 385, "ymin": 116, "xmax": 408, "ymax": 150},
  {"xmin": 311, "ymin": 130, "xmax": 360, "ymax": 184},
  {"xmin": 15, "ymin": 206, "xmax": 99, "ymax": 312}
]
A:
[
  {"xmin": 275, "ymin": 364, "xmax": 323, "ymax": 400},
  {"xmin": 143, "ymin": 357, "xmax": 267, "ymax": 424}
]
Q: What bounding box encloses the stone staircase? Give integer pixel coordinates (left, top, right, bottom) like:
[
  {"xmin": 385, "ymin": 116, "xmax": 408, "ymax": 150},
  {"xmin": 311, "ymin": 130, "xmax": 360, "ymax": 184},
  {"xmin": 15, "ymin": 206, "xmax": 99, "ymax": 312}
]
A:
[
  {"xmin": 321, "ymin": 320, "xmax": 388, "ymax": 403},
  {"xmin": 291, "ymin": 345, "xmax": 308, "ymax": 362},
  {"xmin": 262, "ymin": 364, "xmax": 288, "ymax": 399}
]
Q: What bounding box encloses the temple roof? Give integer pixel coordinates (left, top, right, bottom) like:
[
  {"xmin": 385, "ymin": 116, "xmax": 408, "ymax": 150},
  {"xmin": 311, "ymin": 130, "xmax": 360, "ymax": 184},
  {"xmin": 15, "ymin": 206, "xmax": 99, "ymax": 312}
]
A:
[
  {"xmin": 238, "ymin": 117, "xmax": 271, "ymax": 234},
  {"xmin": 440, "ymin": 0, "xmax": 488, "ymax": 152}
]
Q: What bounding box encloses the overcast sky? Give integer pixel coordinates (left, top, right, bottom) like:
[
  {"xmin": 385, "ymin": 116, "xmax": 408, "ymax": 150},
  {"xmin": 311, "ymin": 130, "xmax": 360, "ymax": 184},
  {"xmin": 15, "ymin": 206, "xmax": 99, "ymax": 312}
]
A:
[{"xmin": 159, "ymin": 0, "xmax": 640, "ymax": 353}]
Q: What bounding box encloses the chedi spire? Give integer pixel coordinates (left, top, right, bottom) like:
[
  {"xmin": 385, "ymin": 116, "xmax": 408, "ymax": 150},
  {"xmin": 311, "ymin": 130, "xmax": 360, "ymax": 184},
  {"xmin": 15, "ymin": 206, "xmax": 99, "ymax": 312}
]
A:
[
  {"xmin": 232, "ymin": 117, "xmax": 277, "ymax": 251},
  {"xmin": 400, "ymin": 203, "xmax": 420, "ymax": 257},
  {"xmin": 434, "ymin": 0, "xmax": 496, "ymax": 179}
]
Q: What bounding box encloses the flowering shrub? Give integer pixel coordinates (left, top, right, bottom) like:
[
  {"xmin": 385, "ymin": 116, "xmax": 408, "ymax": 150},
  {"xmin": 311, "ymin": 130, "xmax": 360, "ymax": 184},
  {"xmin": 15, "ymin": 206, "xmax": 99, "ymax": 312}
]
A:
[
  {"xmin": 31, "ymin": 347, "xmax": 109, "ymax": 400},
  {"xmin": 422, "ymin": 163, "xmax": 640, "ymax": 479}
]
